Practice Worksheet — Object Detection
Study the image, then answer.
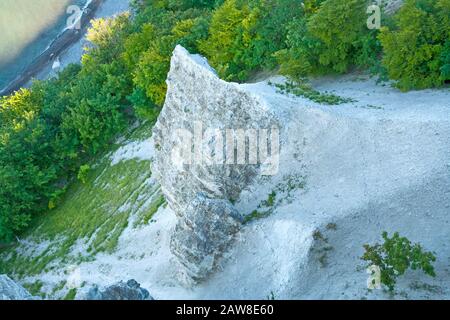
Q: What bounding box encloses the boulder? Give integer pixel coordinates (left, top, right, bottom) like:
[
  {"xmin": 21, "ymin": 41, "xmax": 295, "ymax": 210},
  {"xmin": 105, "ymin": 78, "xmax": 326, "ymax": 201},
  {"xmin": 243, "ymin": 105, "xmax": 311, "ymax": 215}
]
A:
[
  {"xmin": 85, "ymin": 279, "xmax": 153, "ymax": 300},
  {"xmin": 170, "ymin": 194, "xmax": 243, "ymax": 285},
  {"xmin": 0, "ymin": 275, "xmax": 39, "ymax": 300}
]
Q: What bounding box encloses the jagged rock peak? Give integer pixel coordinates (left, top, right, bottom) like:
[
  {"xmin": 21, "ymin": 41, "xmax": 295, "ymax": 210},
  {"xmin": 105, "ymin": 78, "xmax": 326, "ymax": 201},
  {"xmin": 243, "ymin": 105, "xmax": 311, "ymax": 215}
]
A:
[{"xmin": 153, "ymin": 46, "xmax": 280, "ymax": 286}]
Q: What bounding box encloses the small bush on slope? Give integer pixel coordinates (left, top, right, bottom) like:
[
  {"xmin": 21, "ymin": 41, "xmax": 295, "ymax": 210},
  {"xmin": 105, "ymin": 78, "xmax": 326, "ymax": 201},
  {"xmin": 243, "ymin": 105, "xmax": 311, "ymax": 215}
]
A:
[
  {"xmin": 77, "ymin": 165, "xmax": 90, "ymax": 184},
  {"xmin": 362, "ymin": 232, "xmax": 436, "ymax": 291},
  {"xmin": 379, "ymin": 0, "xmax": 450, "ymax": 90},
  {"xmin": 272, "ymin": 80, "xmax": 355, "ymax": 105}
]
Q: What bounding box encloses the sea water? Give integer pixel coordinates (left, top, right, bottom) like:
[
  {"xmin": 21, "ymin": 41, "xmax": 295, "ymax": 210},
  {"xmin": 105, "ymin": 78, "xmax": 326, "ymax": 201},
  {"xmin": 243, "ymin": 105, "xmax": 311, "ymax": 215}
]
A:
[{"xmin": 0, "ymin": 0, "xmax": 85, "ymax": 90}]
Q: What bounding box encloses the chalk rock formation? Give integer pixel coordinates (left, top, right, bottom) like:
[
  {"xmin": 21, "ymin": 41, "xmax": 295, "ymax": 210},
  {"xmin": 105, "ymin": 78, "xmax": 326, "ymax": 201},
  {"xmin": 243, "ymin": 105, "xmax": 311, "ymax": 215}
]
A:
[
  {"xmin": 85, "ymin": 279, "xmax": 153, "ymax": 300},
  {"xmin": 170, "ymin": 194, "xmax": 243, "ymax": 284},
  {"xmin": 0, "ymin": 275, "xmax": 39, "ymax": 300},
  {"xmin": 153, "ymin": 43, "xmax": 449, "ymax": 296},
  {"xmin": 153, "ymin": 46, "xmax": 280, "ymax": 285}
]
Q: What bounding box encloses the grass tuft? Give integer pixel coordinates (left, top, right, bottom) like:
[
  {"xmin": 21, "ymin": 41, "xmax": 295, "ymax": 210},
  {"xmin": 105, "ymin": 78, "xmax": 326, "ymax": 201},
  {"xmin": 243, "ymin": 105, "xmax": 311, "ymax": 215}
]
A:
[{"xmin": 273, "ymin": 81, "xmax": 355, "ymax": 105}]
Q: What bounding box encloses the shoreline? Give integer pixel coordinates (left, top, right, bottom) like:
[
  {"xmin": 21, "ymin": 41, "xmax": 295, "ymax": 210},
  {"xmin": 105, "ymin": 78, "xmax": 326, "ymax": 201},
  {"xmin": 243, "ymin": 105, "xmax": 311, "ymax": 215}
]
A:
[{"xmin": 0, "ymin": 0, "xmax": 103, "ymax": 97}]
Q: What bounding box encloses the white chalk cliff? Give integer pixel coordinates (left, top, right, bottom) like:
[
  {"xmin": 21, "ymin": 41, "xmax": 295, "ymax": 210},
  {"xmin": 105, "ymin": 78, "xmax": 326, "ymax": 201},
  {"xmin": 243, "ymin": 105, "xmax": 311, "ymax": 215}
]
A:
[{"xmin": 149, "ymin": 45, "xmax": 450, "ymax": 299}]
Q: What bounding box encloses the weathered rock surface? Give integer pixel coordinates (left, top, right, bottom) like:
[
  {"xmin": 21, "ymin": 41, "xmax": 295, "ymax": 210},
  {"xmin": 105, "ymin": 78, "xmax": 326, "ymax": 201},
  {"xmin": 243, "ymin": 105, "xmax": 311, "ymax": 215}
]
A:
[
  {"xmin": 170, "ymin": 194, "xmax": 243, "ymax": 284},
  {"xmin": 85, "ymin": 279, "xmax": 153, "ymax": 300},
  {"xmin": 151, "ymin": 43, "xmax": 449, "ymax": 298},
  {"xmin": 0, "ymin": 275, "xmax": 39, "ymax": 300},
  {"xmin": 153, "ymin": 46, "xmax": 279, "ymax": 285}
]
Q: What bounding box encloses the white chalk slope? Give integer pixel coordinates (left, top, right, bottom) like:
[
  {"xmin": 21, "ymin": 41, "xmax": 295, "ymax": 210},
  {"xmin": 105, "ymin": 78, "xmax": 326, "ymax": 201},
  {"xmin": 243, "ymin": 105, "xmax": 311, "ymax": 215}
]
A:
[{"xmin": 68, "ymin": 48, "xmax": 450, "ymax": 300}]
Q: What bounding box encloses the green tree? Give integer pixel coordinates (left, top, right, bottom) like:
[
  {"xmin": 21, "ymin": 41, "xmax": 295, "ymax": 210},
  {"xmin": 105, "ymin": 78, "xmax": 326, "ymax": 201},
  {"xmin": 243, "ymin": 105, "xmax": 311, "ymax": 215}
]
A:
[
  {"xmin": 199, "ymin": 0, "xmax": 256, "ymax": 81},
  {"xmin": 379, "ymin": 0, "xmax": 450, "ymax": 90},
  {"xmin": 278, "ymin": 0, "xmax": 381, "ymax": 79},
  {"xmin": 130, "ymin": 9, "xmax": 211, "ymax": 109}
]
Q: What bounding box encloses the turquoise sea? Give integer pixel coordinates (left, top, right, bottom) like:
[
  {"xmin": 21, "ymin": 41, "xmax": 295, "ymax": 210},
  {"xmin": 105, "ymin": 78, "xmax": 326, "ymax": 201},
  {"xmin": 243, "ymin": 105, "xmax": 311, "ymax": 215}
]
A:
[{"xmin": 0, "ymin": 0, "xmax": 85, "ymax": 90}]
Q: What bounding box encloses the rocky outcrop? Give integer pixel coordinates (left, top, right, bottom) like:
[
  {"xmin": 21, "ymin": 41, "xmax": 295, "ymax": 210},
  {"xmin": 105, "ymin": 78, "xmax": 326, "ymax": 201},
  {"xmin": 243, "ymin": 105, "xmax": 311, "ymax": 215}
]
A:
[
  {"xmin": 170, "ymin": 194, "xmax": 243, "ymax": 284},
  {"xmin": 153, "ymin": 46, "xmax": 280, "ymax": 285},
  {"xmin": 85, "ymin": 279, "xmax": 153, "ymax": 300},
  {"xmin": 0, "ymin": 275, "xmax": 39, "ymax": 300},
  {"xmin": 151, "ymin": 41, "xmax": 450, "ymax": 297}
]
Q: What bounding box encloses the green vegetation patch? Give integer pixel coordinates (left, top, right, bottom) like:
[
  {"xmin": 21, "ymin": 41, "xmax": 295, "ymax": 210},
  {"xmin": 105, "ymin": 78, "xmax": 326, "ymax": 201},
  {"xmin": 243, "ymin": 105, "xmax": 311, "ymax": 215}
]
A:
[
  {"xmin": 379, "ymin": 0, "xmax": 450, "ymax": 90},
  {"xmin": 311, "ymin": 228, "xmax": 335, "ymax": 268},
  {"xmin": 0, "ymin": 155, "xmax": 164, "ymax": 279},
  {"xmin": 63, "ymin": 288, "xmax": 77, "ymax": 300},
  {"xmin": 272, "ymin": 81, "xmax": 355, "ymax": 105},
  {"xmin": 23, "ymin": 280, "xmax": 44, "ymax": 298},
  {"xmin": 362, "ymin": 231, "xmax": 436, "ymax": 291},
  {"xmin": 244, "ymin": 174, "xmax": 307, "ymax": 224}
]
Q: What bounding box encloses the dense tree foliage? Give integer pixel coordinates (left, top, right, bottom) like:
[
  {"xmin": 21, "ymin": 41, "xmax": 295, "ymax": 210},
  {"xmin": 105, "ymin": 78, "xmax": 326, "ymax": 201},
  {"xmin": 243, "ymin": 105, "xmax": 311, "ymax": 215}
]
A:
[
  {"xmin": 200, "ymin": 0, "xmax": 303, "ymax": 81},
  {"xmin": 380, "ymin": 0, "xmax": 450, "ymax": 90},
  {"xmin": 0, "ymin": 1, "xmax": 210, "ymax": 241},
  {"xmin": 277, "ymin": 0, "xmax": 384, "ymax": 79},
  {"xmin": 0, "ymin": 0, "xmax": 447, "ymax": 241}
]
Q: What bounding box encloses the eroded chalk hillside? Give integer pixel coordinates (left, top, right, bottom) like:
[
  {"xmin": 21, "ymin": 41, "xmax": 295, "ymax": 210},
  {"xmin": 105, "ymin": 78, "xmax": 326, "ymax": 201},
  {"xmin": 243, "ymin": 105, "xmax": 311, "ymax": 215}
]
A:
[{"xmin": 1, "ymin": 45, "xmax": 450, "ymax": 300}]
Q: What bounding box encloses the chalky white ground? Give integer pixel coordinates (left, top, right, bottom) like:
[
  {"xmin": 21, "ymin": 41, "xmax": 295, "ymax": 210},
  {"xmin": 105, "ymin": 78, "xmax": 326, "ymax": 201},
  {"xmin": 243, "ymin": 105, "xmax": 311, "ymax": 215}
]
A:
[{"xmin": 28, "ymin": 47, "xmax": 450, "ymax": 300}]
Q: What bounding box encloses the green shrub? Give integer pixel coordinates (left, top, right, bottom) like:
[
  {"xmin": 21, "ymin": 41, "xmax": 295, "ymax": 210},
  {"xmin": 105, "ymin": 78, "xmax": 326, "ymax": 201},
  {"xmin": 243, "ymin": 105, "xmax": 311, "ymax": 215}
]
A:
[
  {"xmin": 199, "ymin": 0, "xmax": 256, "ymax": 81},
  {"xmin": 379, "ymin": 0, "xmax": 450, "ymax": 90},
  {"xmin": 362, "ymin": 232, "xmax": 436, "ymax": 291},
  {"xmin": 77, "ymin": 165, "xmax": 91, "ymax": 184},
  {"xmin": 278, "ymin": 0, "xmax": 380, "ymax": 79},
  {"xmin": 248, "ymin": 0, "xmax": 304, "ymax": 71},
  {"xmin": 61, "ymin": 63, "xmax": 130, "ymax": 154},
  {"xmin": 85, "ymin": 13, "xmax": 131, "ymax": 65}
]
